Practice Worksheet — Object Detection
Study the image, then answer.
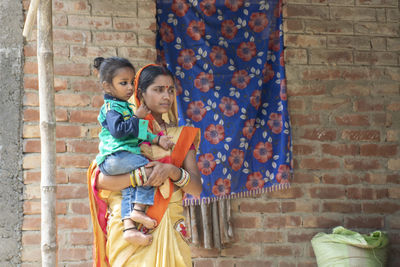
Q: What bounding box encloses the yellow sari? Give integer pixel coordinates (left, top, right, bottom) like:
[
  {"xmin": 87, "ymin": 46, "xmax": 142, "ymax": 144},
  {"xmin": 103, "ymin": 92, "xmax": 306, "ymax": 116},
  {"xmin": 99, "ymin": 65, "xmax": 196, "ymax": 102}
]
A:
[{"xmin": 88, "ymin": 64, "xmax": 200, "ymax": 267}]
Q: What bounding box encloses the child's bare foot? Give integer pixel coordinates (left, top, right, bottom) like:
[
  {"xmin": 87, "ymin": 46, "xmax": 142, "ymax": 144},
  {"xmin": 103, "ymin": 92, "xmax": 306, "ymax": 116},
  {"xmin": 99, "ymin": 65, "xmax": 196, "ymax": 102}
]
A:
[
  {"xmin": 131, "ymin": 206, "xmax": 157, "ymax": 229},
  {"xmin": 123, "ymin": 228, "xmax": 153, "ymax": 246}
]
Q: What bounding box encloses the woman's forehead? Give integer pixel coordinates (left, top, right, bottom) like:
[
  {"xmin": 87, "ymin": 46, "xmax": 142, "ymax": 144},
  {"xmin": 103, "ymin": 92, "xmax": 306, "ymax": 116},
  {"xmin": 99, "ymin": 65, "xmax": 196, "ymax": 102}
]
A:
[{"xmin": 151, "ymin": 75, "xmax": 174, "ymax": 87}]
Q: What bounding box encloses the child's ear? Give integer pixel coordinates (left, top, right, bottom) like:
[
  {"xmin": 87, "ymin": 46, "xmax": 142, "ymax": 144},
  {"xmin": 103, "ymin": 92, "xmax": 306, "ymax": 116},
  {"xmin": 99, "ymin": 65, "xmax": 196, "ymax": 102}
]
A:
[{"xmin": 103, "ymin": 81, "xmax": 111, "ymax": 92}]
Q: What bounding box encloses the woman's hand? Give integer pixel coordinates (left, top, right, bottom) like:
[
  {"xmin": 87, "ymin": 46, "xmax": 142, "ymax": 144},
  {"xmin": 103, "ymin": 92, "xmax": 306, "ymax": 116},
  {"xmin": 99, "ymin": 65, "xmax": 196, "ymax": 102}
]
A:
[{"xmin": 143, "ymin": 161, "xmax": 175, "ymax": 187}]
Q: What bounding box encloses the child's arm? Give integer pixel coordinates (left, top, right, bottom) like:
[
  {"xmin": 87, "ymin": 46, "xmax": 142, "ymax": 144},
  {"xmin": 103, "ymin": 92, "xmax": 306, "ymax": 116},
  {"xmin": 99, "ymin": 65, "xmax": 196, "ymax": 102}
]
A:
[
  {"xmin": 104, "ymin": 110, "xmax": 156, "ymax": 142},
  {"xmin": 134, "ymin": 104, "xmax": 151, "ymax": 119},
  {"xmin": 153, "ymin": 135, "xmax": 175, "ymax": 150}
]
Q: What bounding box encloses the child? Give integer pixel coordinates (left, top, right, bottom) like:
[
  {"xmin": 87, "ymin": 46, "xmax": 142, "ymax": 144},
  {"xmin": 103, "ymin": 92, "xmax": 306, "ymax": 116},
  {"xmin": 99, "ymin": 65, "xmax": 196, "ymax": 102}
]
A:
[{"xmin": 94, "ymin": 57, "xmax": 174, "ymax": 245}]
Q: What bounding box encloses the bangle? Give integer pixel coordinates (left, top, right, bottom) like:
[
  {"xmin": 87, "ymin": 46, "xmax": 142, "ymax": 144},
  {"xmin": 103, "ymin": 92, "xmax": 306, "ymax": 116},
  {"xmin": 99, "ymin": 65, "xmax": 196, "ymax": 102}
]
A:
[
  {"xmin": 157, "ymin": 135, "xmax": 161, "ymax": 145},
  {"xmin": 140, "ymin": 166, "xmax": 148, "ymax": 184},
  {"xmin": 135, "ymin": 168, "xmax": 143, "ymax": 186},
  {"xmin": 130, "ymin": 171, "xmax": 136, "ymax": 188},
  {"xmin": 174, "ymin": 168, "xmax": 191, "ymax": 187}
]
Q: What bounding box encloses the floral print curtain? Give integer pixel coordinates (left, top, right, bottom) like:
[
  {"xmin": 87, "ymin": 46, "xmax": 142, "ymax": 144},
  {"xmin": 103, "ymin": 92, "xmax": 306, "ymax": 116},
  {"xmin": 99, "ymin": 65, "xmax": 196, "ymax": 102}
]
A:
[{"xmin": 156, "ymin": 0, "xmax": 292, "ymax": 204}]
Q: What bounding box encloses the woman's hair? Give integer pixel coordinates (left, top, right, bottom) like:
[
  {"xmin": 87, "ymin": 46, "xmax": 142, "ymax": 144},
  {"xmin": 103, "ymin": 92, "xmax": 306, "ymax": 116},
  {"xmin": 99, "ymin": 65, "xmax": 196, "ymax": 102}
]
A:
[
  {"xmin": 138, "ymin": 65, "xmax": 174, "ymax": 93},
  {"xmin": 93, "ymin": 57, "xmax": 135, "ymax": 84}
]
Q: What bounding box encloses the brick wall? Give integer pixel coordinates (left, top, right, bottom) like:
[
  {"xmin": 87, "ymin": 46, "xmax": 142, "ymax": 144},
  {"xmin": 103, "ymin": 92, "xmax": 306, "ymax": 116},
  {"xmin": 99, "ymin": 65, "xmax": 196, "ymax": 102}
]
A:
[{"xmin": 21, "ymin": 0, "xmax": 399, "ymax": 266}]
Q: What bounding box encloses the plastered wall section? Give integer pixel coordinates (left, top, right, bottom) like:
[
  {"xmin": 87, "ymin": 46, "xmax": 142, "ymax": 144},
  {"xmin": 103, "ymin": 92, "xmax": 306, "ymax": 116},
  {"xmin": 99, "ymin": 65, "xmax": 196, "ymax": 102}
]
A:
[{"xmin": 0, "ymin": 0, "xmax": 24, "ymax": 266}]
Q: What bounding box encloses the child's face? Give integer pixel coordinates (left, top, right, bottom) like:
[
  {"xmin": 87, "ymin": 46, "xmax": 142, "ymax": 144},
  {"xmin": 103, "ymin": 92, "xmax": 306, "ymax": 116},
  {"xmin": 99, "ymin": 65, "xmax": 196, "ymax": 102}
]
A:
[
  {"xmin": 141, "ymin": 75, "xmax": 175, "ymax": 117},
  {"xmin": 104, "ymin": 67, "xmax": 135, "ymax": 101}
]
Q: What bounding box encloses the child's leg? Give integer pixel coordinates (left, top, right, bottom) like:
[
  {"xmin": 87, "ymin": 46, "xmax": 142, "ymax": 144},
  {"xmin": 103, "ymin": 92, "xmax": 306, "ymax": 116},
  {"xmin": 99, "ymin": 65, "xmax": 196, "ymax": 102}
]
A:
[
  {"xmin": 122, "ymin": 218, "xmax": 153, "ymax": 246},
  {"xmin": 131, "ymin": 186, "xmax": 157, "ymax": 229}
]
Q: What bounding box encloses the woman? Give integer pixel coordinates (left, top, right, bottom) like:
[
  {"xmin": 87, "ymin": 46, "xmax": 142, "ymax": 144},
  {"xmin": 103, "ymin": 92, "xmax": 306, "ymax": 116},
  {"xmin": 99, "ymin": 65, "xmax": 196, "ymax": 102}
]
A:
[{"xmin": 88, "ymin": 64, "xmax": 201, "ymax": 267}]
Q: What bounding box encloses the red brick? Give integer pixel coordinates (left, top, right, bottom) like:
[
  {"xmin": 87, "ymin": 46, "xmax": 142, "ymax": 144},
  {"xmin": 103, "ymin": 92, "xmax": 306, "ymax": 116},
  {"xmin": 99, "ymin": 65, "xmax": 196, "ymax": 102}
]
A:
[
  {"xmin": 68, "ymin": 170, "xmax": 89, "ymax": 184},
  {"xmin": 354, "ymin": 51, "xmax": 398, "ymax": 66},
  {"xmin": 56, "ymin": 155, "xmax": 92, "ymax": 168},
  {"xmin": 138, "ymin": 1, "xmax": 156, "ymax": 18},
  {"xmin": 138, "ymin": 34, "xmax": 156, "ymax": 47},
  {"xmin": 241, "ymin": 230, "xmax": 283, "ymax": 243},
  {"xmin": 344, "ymin": 216, "xmax": 384, "ymax": 229},
  {"xmin": 290, "ymin": 114, "xmax": 320, "ymax": 126},
  {"xmin": 235, "ymin": 260, "xmax": 273, "ymax": 267},
  {"xmin": 70, "ymin": 232, "xmax": 93, "ymax": 246},
  {"xmin": 22, "ymin": 232, "xmax": 40, "ymax": 245},
  {"xmin": 344, "ymin": 159, "xmax": 381, "ymax": 170},
  {"xmin": 322, "ymin": 201, "xmax": 361, "ymax": 213},
  {"xmin": 71, "ymin": 45, "xmax": 116, "ymax": 59},
  {"xmin": 24, "ymin": 77, "xmax": 38, "ymax": 90},
  {"xmin": 309, "ymin": 186, "xmax": 345, "ymax": 199},
  {"xmin": 94, "ymin": 32, "xmax": 137, "ymax": 46},
  {"xmin": 388, "ymin": 101, "xmax": 400, "ymax": 111},
  {"xmin": 68, "ymin": 15, "xmax": 112, "ymax": 29},
  {"xmin": 119, "ymin": 47, "xmax": 157, "ymax": 62},
  {"xmin": 303, "ymin": 215, "xmax": 342, "ymax": 228},
  {"xmin": 341, "ymin": 67, "xmax": 384, "ymax": 81},
  {"xmin": 322, "ymin": 173, "xmax": 363, "ymax": 185},
  {"xmin": 56, "ymin": 125, "xmax": 84, "ymax": 138},
  {"xmin": 54, "ymin": 14, "xmax": 68, "ymax": 27},
  {"xmin": 239, "ymin": 200, "xmax": 280, "ymax": 213},
  {"xmin": 288, "ymin": 98, "xmax": 305, "ymax": 111},
  {"xmin": 372, "ymin": 113, "xmax": 392, "ymax": 127},
  {"xmin": 221, "ymin": 244, "xmax": 259, "ymax": 257},
  {"xmin": 327, "ymin": 36, "xmax": 370, "ymax": 50},
  {"xmin": 59, "ymin": 248, "xmax": 88, "ymax": 261},
  {"xmin": 191, "ymin": 247, "xmax": 220, "ymax": 258},
  {"xmin": 330, "ymin": 6, "xmax": 376, "ymax": 21},
  {"xmin": 362, "ymin": 202, "xmax": 400, "ymax": 214},
  {"xmin": 286, "ymin": 81, "xmax": 327, "ymax": 96},
  {"xmin": 67, "ymin": 140, "xmax": 99, "ymax": 153},
  {"xmin": 284, "ymin": 48, "xmax": 308, "ymax": 64},
  {"xmin": 354, "ymin": 98, "xmax": 384, "ymax": 111},
  {"xmin": 312, "ymin": 98, "xmax": 350, "ymax": 111},
  {"xmin": 300, "ymin": 158, "xmax": 340, "ymax": 170},
  {"xmin": 55, "ymin": 63, "xmax": 90, "ymax": 76},
  {"xmin": 53, "ymin": 0, "xmax": 90, "ymax": 13},
  {"xmin": 264, "ymin": 216, "xmax": 302, "ymax": 229},
  {"xmin": 216, "ymin": 259, "xmax": 235, "ymax": 267},
  {"xmin": 332, "ymin": 82, "xmax": 371, "ymax": 96},
  {"xmin": 360, "ymin": 144, "xmax": 398, "ymax": 157},
  {"xmin": 23, "ymin": 140, "xmax": 66, "ymax": 153},
  {"xmin": 281, "ymin": 200, "xmax": 319, "ymax": 213},
  {"xmin": 285, "ymin": 34, "xmax": 326, "ymax": 48},
  {"xmin": 232, "ymin": 215, "xmax": 261, "ymax": 229},
  {"xmin": 57, "ymin": 184, "xmax": 88, "ymax": 199},
  {"xmin": 322, "ymin": 144, "xmax": 359, "ymax": 156},
  {"xmin": 58, "ymin": 216, "xmax": 89, "ymax": 230},
  {"xmin": 24, "ymin": 201, "xmax": 67, "ymax": 215},
  {"xmin": 69, "ymin": 110, "xmax": 98, "ymax": 123},
  {"xmin": 55, "ymin": 93, "xmax": 91, "ymax": 107},
  {"xmin": 305, "ymin": 20, "xmax": 353, "ymax": 34},
  {"xmin": 72, "ymin": 79, "xmax": 102, "ymax": 92},
  {"xmin": 355, "ymin": 22, "xmax": 399, "ymax": 36},
  {"xmin": 283, "ymin": 19, "xmax": 304, "ymax": 32},
  {"xmin": 287, "ymin": 231, "xmax": 318, "ymax": 243},
  {"xmin": 309, "ymin": 49, "xmax": 353, "ymax": 65},
  {"xmin": 194, "ymin": 259, "xmax": 215, "ymax": 267},
  {"xmin": 53, "ymin": 29, "xmax": 90, "ymax": 43},
  {"xmin": 24, "ymin": 170, "xmax": 68, "ymax": 184},
  {"xmin": 301, "ymin": 129, "xmax": 337, "ymax": 141},
  {"xmin": 71, "ymin": 202, "xmax": 90, "ymax": 214},
  {"xmin": 335, "ymin": 114, "xmax": 369, "ymax": 126},
  {"xmin": 293, "ymin": 144, "xmax": 314, "ymax": 155},
  {"xmin": 341, "ymin": 130, "xmax": 380, "ymax": 141},
  {"xmin": 285, "ymin": 5, "xmax": 329, "ymax": 19},
  {"xmin": 263, "ymin": 245, "xmax": 299, "ymax": 256},
  {"xmin": 388, "ymin": 174, "xmax": 400, "ymax": 184},
  {"xmin": 24, "ymin": 61, "xmax": 38, "ymax": 74},
  {"xmin": 22, "ymin": 216, "xmax": 41, "ymax": 230}
]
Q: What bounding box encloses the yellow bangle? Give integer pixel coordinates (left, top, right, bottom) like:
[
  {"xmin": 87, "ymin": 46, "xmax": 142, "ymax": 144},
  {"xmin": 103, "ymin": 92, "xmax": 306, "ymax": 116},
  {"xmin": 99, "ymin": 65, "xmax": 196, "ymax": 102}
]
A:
[{"xmin": 130, "ymin": 171, "xmax": 136, "ymax": 188}]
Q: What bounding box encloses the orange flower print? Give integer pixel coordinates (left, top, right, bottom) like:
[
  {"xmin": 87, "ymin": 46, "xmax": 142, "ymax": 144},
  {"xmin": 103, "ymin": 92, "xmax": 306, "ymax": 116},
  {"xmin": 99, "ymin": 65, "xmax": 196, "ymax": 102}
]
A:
[
  {"xmin": 187, "ymin": 101, "xmax": 207, "ymax": 122},
  {"xmin": 237, "ymin": 41, "xmax": 257, "ymax": 62},
  {"xmin": 219, "ymin": 97, "xmax": 239, "ymax": 117},
  {"xmin": 262, "ymin": 62, "xmax": 274, "ymax": 83},
  {"xmin": 159, "ymin": 22, "xmax": 174, "ymax": 43},
  {"xmin": 221, "ymin": 20, "xmax": 238, "ymax": 40},
  {"xmin": 245, "ymin": 172, "xmax": 264, "ymax": 190},
  {"xmin": 187, "ymin": 20, "xmax": 205, "ymax": 41},
  {"xmin": 172, "ymin": 0, "xmax": 189, "ymax": 17},
  {"xmin": 200, "ymin": 0, "xmax": 216, "ymax": 16},
  {"xmin": 209, "ymin": 46, "xmax": 228, "ymax": 67},
  {"xmin": 231, "ymin": 70, "xmax": 250, "ymax": 89},
  {"xmin": 276, "ymin": 164, "xmax": 290, "ymax": 184},
  {"xmin": 175, "ymin": 78, "xmax": 183, "ymax": 96},
  {"xmin": 267, "ymin": 113, "xmax": 283, "ymax": 134},
  {"xmin": 242, "ymin": 119, "xmax": 256, "ymax": 139},
  {"xmin": 249, "ymin": 12, "xmax": 268, "ymax": 33},
  {"xmin": 156, "ymin": 49, "xmax": 166, "ymax": 66},
  {"xmin": 212, "ymin": 178, "xmax": 231, "ymax": 196},
  {"xmin": 228, "ymin": 149, "xmax": 244, "ymax": 171},
  {"xmin": 280, "ymin": 79, "xmax": 287, "ymax": 101},
  {"xmin": 268, "ymin": 30, "xmax": 280, "ymax": 52},
  {"xmin": 197, "ymin": 153, "xmax": 217, "ymax": 175},
  {"xmin": 224, "ymin": 0, "xmax": 244, "ymax": 12},
  {"xmin": 250, "ymin": 90, "xmax": 261, "ymax": 110},
  {"xmin": 177, "ymin": 49, "xmax": 196, "ymax": 70},
  {"xmin": 204, "ymin": 124, "xmax": 225, "ymax": 145},
  {"xmin": 194, "ymin": 72, "xmax": 214, "ymax": 92},
  {"xmin": 253, "ymin": 141, "xmax": 273, "ymax": 163}
]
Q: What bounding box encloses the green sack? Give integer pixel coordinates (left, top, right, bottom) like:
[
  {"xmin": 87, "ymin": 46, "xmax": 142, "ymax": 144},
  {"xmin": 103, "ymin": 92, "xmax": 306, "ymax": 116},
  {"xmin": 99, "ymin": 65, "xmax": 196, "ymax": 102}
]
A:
[{"xmin": 311, "ymin": 226, "xmax": 389, "ymax": 267}]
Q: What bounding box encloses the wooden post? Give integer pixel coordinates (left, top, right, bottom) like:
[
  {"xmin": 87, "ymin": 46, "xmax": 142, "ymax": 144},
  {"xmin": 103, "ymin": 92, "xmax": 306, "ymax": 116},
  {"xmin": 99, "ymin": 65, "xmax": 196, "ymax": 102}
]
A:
[
  {"xmin": 22, "ymin": 0, "xmax": 40, "ymax": 39},
  {"xmin": 37, "ymin": 0, "xmax": 57, "ymax": 265}
]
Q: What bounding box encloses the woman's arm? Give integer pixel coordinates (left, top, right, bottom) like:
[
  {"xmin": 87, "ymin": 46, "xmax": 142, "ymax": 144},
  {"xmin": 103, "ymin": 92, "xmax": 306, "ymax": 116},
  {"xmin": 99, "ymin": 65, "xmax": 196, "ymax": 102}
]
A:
[
  {"xmin": 179, "ymin": 149, "xmax": 202, "ymax": 197},
  {"xmin": 97, "ymin": 172, "xmax": 131, "ymax": 191}
]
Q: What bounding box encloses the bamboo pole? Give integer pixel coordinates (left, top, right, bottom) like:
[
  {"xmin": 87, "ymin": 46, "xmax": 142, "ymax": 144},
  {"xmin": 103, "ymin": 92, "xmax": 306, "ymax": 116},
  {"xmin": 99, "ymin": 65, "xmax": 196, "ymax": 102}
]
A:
[
  {"xmin": 37, "ymin": 0, "xmax": 57, "ymax": 265},
  {"xmin": 200, "ymin": 203, "xmax": 212, "ymax": 249},
  {"xmin": 212, "ymin": 201, "xmax": 221, "ymax": 249},
  {"xmin": 23, "ymin": 0, "xmax": 40, "ymax": 39}
]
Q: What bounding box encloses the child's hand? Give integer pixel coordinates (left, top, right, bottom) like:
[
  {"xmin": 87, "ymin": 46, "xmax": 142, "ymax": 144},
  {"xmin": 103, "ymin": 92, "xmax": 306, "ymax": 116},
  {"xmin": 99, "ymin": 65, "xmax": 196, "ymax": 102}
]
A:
[
  {"xmin": 154, "ymin": 135, "xmax": 175, "ymax": 150},
  {"xmin": 135, "ymin": 104, "xmax": 151, "ymax": 119}
]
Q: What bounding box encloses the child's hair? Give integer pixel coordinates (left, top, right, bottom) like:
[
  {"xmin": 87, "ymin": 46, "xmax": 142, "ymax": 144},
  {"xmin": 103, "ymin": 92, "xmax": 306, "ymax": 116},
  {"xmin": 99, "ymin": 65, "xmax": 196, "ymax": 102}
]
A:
[
  {"xmin": 93, "ymin": 57, "xmax": 135, "ymax": 84},
  {"xmin": 138, "ymin": 65, "xmax": 174, "ymax": 93}
]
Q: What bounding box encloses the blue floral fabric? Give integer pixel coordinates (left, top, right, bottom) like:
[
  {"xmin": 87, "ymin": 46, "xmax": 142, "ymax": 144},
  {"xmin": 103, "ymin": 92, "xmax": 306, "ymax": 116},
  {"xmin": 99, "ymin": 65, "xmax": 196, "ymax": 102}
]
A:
[{"xmin": 156, "ymin": 0, "xmax": 292, "ymax": 204}]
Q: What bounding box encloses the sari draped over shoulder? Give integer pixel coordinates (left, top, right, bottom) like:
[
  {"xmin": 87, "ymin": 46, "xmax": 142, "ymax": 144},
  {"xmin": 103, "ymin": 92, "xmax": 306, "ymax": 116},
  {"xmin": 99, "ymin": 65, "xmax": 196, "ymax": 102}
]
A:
[{"xmin": 87, "ymin": 125, "xmax": 200, "ymax": 267}]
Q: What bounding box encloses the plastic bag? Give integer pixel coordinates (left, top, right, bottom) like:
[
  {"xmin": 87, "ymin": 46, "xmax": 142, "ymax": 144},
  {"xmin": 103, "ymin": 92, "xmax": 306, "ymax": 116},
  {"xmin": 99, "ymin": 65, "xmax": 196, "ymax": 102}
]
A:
[{"xmin": 311, "ymin": 226, "xmax": 389, "ymax": 267}]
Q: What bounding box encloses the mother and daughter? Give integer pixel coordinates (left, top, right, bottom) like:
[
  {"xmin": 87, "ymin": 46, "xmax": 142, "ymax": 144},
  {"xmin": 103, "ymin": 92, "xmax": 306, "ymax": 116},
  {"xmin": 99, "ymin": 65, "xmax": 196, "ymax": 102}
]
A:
[{"xmin": 88, "ymin": 57, "xmax": 202, "ymax": 266}]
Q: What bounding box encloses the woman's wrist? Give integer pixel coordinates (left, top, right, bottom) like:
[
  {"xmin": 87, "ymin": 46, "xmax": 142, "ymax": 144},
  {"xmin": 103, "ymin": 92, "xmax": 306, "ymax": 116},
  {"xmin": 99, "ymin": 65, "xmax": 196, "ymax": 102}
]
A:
[{"xmin": 169, "ymin": 164, "xmax": 182, "ymax": 182}]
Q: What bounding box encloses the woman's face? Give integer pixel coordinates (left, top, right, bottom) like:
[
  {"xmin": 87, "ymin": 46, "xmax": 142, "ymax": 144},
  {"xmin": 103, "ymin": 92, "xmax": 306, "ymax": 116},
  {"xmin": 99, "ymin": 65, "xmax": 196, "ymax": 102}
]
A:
[{"xmin": 141, "ymin": 75, "xmax": 175, "ymax": 117}]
